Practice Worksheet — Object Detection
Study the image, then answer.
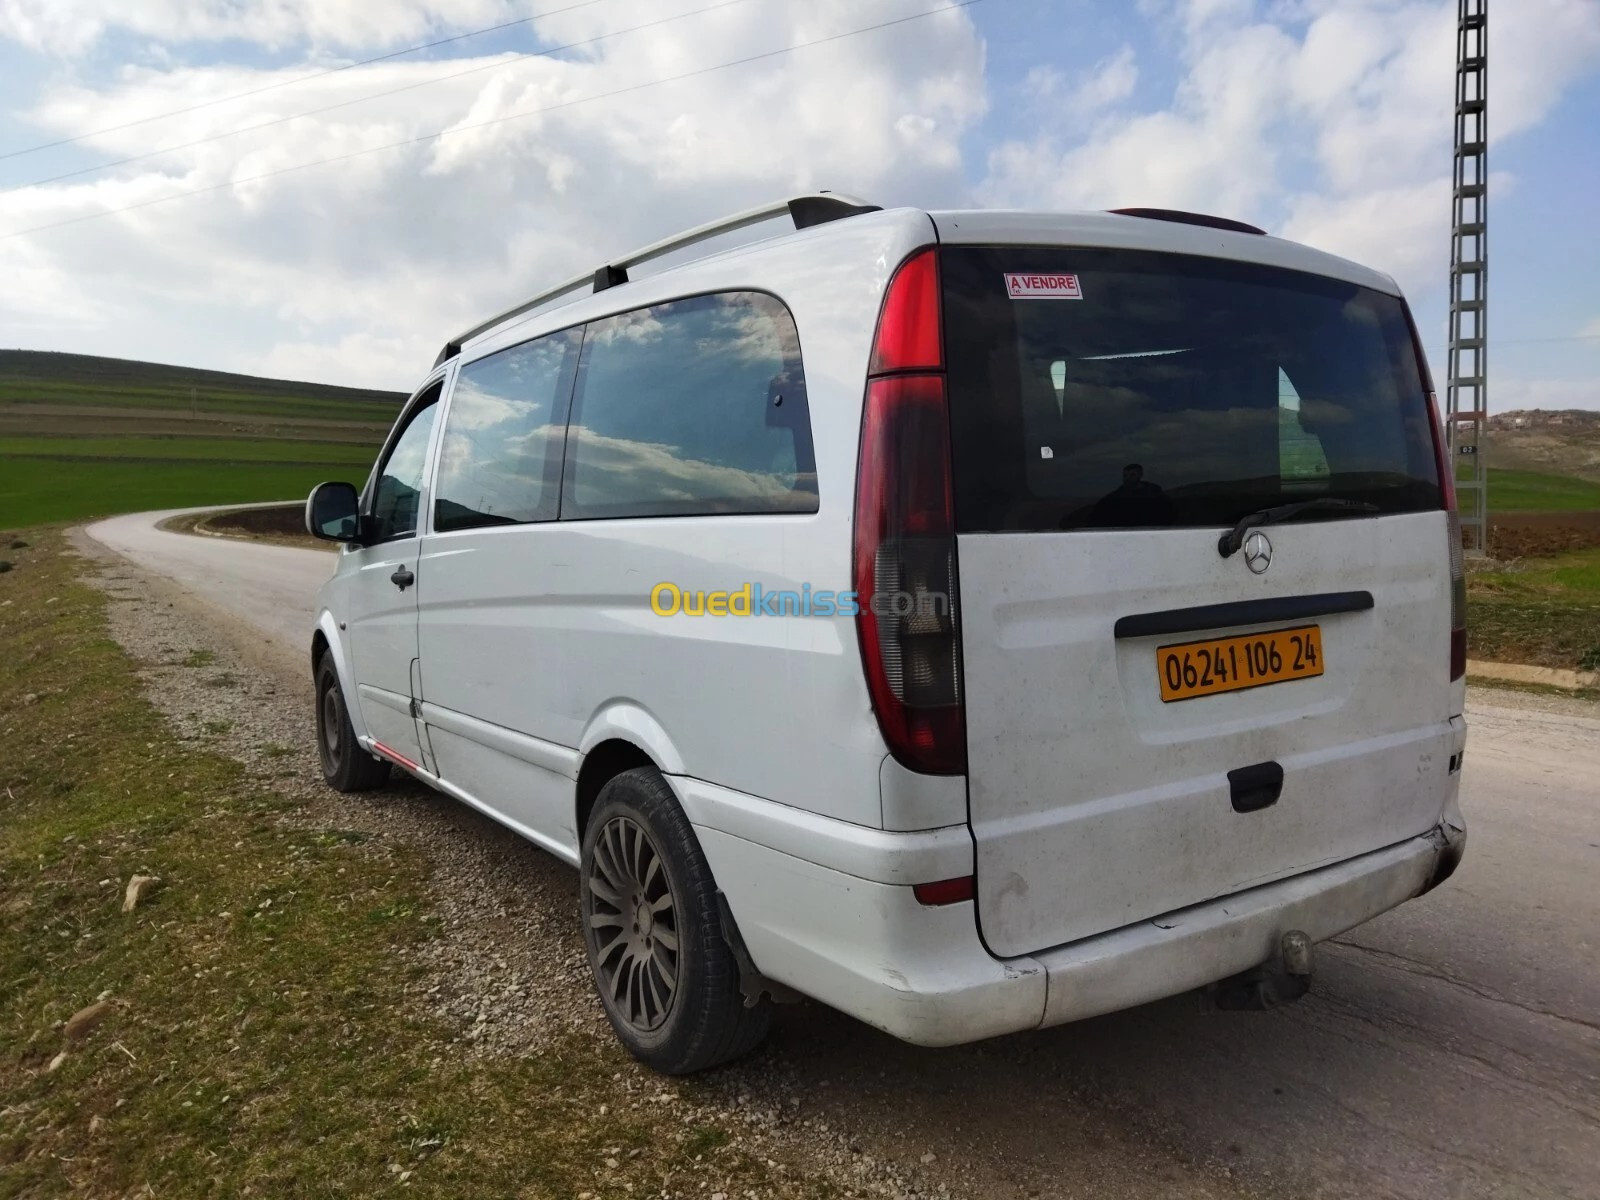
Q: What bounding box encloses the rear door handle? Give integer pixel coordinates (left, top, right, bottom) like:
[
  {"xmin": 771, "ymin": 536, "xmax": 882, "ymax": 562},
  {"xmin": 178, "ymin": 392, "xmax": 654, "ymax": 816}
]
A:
[{"xmin": 390, "ymin": 566, "xmax": 415, "ymax": 591}]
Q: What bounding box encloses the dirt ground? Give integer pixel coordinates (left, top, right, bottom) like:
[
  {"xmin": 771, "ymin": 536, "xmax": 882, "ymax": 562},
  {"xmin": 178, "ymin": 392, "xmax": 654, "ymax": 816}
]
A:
[{"xmin": 1485, "ymin": 509, "xmax": 1600, "ymax": 559}]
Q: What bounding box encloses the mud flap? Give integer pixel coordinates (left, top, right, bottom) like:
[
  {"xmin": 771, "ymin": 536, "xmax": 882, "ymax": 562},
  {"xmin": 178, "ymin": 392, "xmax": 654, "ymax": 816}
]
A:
[{"xmin": 716, "ymin": 891, "xmax": 802, "ymax": 1008}]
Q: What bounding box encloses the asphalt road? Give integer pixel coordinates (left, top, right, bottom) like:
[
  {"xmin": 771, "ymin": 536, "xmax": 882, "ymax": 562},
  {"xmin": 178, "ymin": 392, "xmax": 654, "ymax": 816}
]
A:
[
  {"xmin": 86, "ymin": 506, "xmax": 333, "ymax": 652},
  {"xmin": 85, "ymin": 508, "xmax": 1600, "ymax": 1200}
]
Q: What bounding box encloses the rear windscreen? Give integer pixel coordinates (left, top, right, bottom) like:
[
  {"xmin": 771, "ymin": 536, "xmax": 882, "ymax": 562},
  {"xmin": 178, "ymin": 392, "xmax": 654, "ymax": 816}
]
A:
[{"xmin": 940, "ymin": 246, "xmax": 1442, "ymax": 533}]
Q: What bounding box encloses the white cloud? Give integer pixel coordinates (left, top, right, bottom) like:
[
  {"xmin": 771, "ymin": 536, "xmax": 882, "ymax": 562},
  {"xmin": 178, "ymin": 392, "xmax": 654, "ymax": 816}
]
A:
[
  {"xmin": 0, "ymin": 0, "xmax": 985, "ymax": 388},
  {"xmin": 0, "ymin": 0, "xmax": 522, "ymax": 55},
  {"xmin": 1496, "ymin": 378, "xmax": 1600, "ymax": 413},
  {"xmin": 1023, "ymin": 45, "xmax": 1138, "ymax": 116},
  {"xmin": 2, "ymin": 0, "xmax": 1596, "ymax": 407},
  {"xmin": 982, "ymin": 19, "xmax": 1298, "ymax": 215},
  {"xmin": 1579, "ymin": 316, "xmax": 1600, "ymax": 339},
  {"xmin": 982, "ymin": 0, "xmax": 1600, "ymax": 303}
]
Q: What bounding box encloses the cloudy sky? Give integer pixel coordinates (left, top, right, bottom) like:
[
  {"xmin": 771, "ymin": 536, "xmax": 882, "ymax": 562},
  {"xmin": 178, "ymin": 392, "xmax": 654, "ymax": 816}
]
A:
[{"xmin": 1, "ymin": 0, "xmax": 1597, "ymax": 409}]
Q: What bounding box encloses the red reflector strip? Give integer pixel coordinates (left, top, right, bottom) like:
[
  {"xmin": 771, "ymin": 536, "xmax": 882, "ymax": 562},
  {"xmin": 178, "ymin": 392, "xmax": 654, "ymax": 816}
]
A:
[
  {"xmin": 912, "ymin": 875, "xmax": 975, "ymax": 906},
  {"xmin": 371, "ymin": 741, "xmax": 420, "ymax": 772}
]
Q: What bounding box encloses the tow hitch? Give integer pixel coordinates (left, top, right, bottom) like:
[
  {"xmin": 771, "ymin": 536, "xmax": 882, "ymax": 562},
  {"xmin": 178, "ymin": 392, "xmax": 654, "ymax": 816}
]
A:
[{"xmin": 1205, "ymin": 930, "xmax": 1314, "ymax": 1011}]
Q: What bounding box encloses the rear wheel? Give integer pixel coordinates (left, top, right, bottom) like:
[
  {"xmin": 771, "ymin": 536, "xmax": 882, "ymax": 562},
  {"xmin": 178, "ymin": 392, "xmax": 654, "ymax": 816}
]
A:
[
  {"xmin": 314, "ymin": 653, "xmax": 389, "ymax": 792},
  {"xmin": 580, "ymin": 767, "xmax": 770, "ymax": 1074}
]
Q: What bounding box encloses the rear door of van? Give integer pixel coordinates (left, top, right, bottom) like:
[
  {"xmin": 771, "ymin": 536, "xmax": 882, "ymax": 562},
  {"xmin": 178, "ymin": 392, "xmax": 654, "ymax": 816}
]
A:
[{"xmin": 939, "ymin": 240, "xmax": 1461, "ymax": 959}]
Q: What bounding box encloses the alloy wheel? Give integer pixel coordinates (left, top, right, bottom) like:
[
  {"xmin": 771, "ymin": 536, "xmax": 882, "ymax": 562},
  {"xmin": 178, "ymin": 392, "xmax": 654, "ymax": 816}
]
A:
[{"xmin": 586, "ymin": 815, "xmax": 680, "ymax": 1031}]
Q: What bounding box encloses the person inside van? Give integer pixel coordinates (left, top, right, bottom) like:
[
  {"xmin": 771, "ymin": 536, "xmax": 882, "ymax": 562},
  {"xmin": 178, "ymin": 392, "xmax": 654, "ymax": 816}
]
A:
[{"xmin": 1093, "ymin": 462, "xmax": 1175, "ymax": 527}]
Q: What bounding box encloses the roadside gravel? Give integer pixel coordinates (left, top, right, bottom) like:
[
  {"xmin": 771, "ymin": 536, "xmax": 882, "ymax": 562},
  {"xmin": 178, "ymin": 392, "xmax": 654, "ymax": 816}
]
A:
[
  {"xmin": 73, "ymin": 535, "xmax": 1009, "ymax": 1200},
  {"xmin": 1466, "ymin": 681, "xmax": 1600, "ymax": 721},
  {"xmin": 68, "ymin": 517, "xmax": 1600, "ymax": 1200}
]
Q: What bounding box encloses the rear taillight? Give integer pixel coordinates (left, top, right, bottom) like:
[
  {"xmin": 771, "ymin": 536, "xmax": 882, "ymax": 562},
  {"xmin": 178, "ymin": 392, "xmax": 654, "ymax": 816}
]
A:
[
  {"xmin": 854, "ymin": 249, "xmax": 966, "ymax": 775},
  {"xmin": 1427, "ymin": 390, "xmax": 1468, "ymax": 681}
]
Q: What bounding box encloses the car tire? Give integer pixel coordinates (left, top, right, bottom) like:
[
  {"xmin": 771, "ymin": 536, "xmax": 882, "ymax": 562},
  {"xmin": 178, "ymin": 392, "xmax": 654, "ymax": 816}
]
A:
[
  {"xmin": 580, "ymin": 767, "xmax": 771, "ymax": 1074},
  {"xmin": 314, "ymin": 653, "xmax": 389, "ymax": 793}
]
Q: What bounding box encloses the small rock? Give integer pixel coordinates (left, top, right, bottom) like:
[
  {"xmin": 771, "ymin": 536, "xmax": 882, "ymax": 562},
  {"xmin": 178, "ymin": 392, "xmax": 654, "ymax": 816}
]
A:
[
  {"xmin": 64, "ymin": 1000, "xmax": 112, "ymax": 1043},
  {"xmin": 123, "ymin": 875, "xmax": 161, "ymax": 912},
  {"xmin": 0, "ymin": 562, "xmax": 12, "ymax": 575},
  {"xmin": 920, "ymin": 1153, "xmax": 936, "ymax": 1165},
  {"xmin": 22, "ymin": 693, "xmax": 38, "ymax": 705},
  {"xmin": 48, "ymin": 1050, "xmax": 68, "ymax": 1072},
  {"xmin": 9, "ymin": 539, "xmax": 26, "ymax": 549}
]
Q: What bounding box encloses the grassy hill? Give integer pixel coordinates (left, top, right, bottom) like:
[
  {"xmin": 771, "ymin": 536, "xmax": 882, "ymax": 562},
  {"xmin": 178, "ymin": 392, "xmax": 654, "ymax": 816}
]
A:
[
  {"xmin": 0, "ymin": 349, "xmax": 404, "ymax": 420},
  {"xmin": 1485, "ymin": 410, "xmax": 1600, "ymax": 483},
  {"xmin": 1, "ymin": 350, "xmax": 404, "ymax": 526}
]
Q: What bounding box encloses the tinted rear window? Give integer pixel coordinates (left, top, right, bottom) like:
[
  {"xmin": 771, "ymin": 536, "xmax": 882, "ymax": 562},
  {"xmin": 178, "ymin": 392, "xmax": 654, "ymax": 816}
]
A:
[{"xmin": 941, "ymin": 247, "xmax": 1441, "ymax": 533}]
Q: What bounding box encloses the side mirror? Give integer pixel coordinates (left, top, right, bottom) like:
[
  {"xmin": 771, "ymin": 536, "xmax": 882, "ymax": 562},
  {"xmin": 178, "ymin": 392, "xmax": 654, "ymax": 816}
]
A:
[{"xmin": 306, "ymin": 481, "xmax": 362, "ymax": 543}]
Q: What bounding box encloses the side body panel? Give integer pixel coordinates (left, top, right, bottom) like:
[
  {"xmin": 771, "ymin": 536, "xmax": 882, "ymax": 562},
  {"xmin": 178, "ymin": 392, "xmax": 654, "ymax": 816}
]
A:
[{"xmin": 415, "ymin": 209, "xmax": 938, "ymax": 834}]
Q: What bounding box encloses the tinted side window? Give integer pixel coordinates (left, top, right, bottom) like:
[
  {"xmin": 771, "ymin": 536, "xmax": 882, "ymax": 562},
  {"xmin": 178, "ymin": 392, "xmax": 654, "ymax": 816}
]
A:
[
  {"xmin": 370, "ymin": 390, "xmax": 440, "ymax": 541},
  {"xmin": 434, "ymin": 330, "xmax": 580, "ymax": 532},
  {"xmin": 561, "ymin": 291, "xmax": 817, "ymax": 519}
]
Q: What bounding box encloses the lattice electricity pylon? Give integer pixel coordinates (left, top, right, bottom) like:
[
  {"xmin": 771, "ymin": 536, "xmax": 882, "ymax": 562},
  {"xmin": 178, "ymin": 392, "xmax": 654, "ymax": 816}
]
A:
[{"xmin": 1447, "ymin": 0, "xmax": 1488, "ymax": 555}]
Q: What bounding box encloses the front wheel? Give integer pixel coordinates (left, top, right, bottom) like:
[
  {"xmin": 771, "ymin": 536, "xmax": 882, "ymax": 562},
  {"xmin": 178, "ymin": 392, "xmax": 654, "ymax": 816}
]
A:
[
  {"xmin": 580, "ymin": 768, "xmax": 770, "ymax": 1074},
  {"xmin": 314, "ymin": 653, "xmax": 389, "ymax": 792}
]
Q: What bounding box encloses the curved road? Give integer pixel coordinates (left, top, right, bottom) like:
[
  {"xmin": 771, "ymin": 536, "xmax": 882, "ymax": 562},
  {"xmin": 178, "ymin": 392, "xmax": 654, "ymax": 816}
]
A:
[
  {"xmin": 86, "ymin": 508, "xmax": 1600, "ymax": 1200},
  {"xmin": 87, "ymin": 506, "xmax": 332, "ymax": 651}
]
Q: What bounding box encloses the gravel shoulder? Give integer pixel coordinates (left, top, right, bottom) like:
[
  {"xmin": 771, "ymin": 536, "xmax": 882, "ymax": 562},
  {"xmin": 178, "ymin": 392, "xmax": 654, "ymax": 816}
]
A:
[
  {"xmin": 62, "ymin": 520, "xmax": 1600, "ymax": 1200},
  {"xmin": 67, "ymin": 530, "xmax": 1258, "ymax": 1198}
]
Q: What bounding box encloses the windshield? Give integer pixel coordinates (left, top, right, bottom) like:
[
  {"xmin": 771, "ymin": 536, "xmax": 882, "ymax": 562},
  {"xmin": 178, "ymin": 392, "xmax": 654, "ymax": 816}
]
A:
[{"xmin": 940, "ymin": 246, "xmax": 1442, "ymax": 533}]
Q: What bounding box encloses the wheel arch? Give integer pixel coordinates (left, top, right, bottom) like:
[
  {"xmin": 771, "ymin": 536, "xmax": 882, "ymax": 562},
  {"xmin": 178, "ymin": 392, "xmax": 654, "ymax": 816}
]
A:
[
  {"xmin": 311, "ymin": 610, "xmax": 370, "ymax": 743},
  {"xmin": 575, "ymin": 739, "xmax": 658, "ymax": 844},
  {"xmin": 575, "ymin": 703, "xmax": 687, "ymax": 842}
]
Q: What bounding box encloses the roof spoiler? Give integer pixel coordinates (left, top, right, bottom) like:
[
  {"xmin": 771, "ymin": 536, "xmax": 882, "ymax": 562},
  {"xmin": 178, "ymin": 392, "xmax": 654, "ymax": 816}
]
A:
[{"xmin": 1109, "ymin": 207, "xmax": 1267, "ymax": 236}]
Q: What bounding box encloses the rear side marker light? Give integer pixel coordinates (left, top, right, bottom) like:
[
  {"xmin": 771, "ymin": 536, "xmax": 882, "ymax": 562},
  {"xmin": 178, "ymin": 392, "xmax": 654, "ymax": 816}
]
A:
[{"xmin": 913, "ymin": 876, "xmax": 975, "ymax": 906}]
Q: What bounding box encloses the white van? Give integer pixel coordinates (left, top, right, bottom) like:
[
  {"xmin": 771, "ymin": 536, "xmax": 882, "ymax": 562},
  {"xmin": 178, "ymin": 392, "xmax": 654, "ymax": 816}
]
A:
[{"xmin": 306, "ymin": 195, "xmax": 1468, "ymax": 1074}]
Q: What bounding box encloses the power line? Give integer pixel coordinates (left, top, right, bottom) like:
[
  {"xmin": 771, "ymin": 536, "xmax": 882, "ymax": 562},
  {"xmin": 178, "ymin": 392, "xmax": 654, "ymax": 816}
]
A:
[
  {"xmin": 1, "ymin": 0, "xmax": 758, "ymax": 196},
  {"xmin": 1490, "ymin": 333, "xmax": 1600, "ymax": 347},
  {"xmin": 2, "ymin": 0, "xmax": 985, "ymax": 242},
  {"xmin": 0, "ymin": 0, "xmax": 614, "ymax": 164}
]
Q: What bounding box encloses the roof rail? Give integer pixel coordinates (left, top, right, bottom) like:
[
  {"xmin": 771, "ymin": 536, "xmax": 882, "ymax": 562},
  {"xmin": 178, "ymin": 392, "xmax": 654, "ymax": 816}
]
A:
[{"xmin": 435, "ymin": 192, "xmax": 880, "ymax": 365}]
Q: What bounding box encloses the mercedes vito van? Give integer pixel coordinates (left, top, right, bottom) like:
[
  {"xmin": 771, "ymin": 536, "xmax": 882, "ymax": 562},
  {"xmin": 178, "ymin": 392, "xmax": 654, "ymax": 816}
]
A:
[{"xmin": 305, "ymin": 195, "xmax": 1468, "ymax": 1074}]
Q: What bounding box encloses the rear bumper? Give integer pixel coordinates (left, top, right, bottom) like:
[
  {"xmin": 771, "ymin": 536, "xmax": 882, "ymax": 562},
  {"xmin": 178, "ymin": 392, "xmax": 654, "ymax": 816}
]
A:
[
  {"xmin": 678, "ymin": 772, "xmax": 1465, "ymax": 1046},
  {"xmin": 1035, "ymin": 799, "xmax": 1464, "ymax": 1028}
]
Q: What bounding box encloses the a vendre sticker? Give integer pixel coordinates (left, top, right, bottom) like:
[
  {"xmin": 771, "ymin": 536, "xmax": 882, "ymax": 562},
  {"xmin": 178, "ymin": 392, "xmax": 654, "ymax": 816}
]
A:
[{"xmin": 1004, "ymin": 272, "xmax": 1083, "ymax": 300}]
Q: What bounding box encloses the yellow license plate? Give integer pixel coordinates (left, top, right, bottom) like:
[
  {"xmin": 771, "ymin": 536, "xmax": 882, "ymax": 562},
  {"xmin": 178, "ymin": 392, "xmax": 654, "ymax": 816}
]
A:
[{"xmin": 1157, "ymin": 625, "xmax": 1324, "ymax": 702}]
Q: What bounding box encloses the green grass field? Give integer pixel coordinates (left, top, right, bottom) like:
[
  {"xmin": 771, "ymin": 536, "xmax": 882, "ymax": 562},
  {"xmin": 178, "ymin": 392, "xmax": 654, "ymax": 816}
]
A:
[
  {"xmin": 0, "ymin": 533, "xmax": 791, "ymax": 1198},
  {"xmin": 0, "ymin": 459, "xmax": 373, "ymax": 527},
  {"xmin": 1463, "ymin": 467, "xmax": 1600, "ymax": 512},
  {"xmin": 1468, "ymin": 547, "xmax": 1600, "ymax": 671},
  {"xmin": 0, "ymin": 435, "xmax": 379, "ymax": 465},
  {"xmin": 1, "ymin": 350, "xmax": 396, "ymax": 525}
]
